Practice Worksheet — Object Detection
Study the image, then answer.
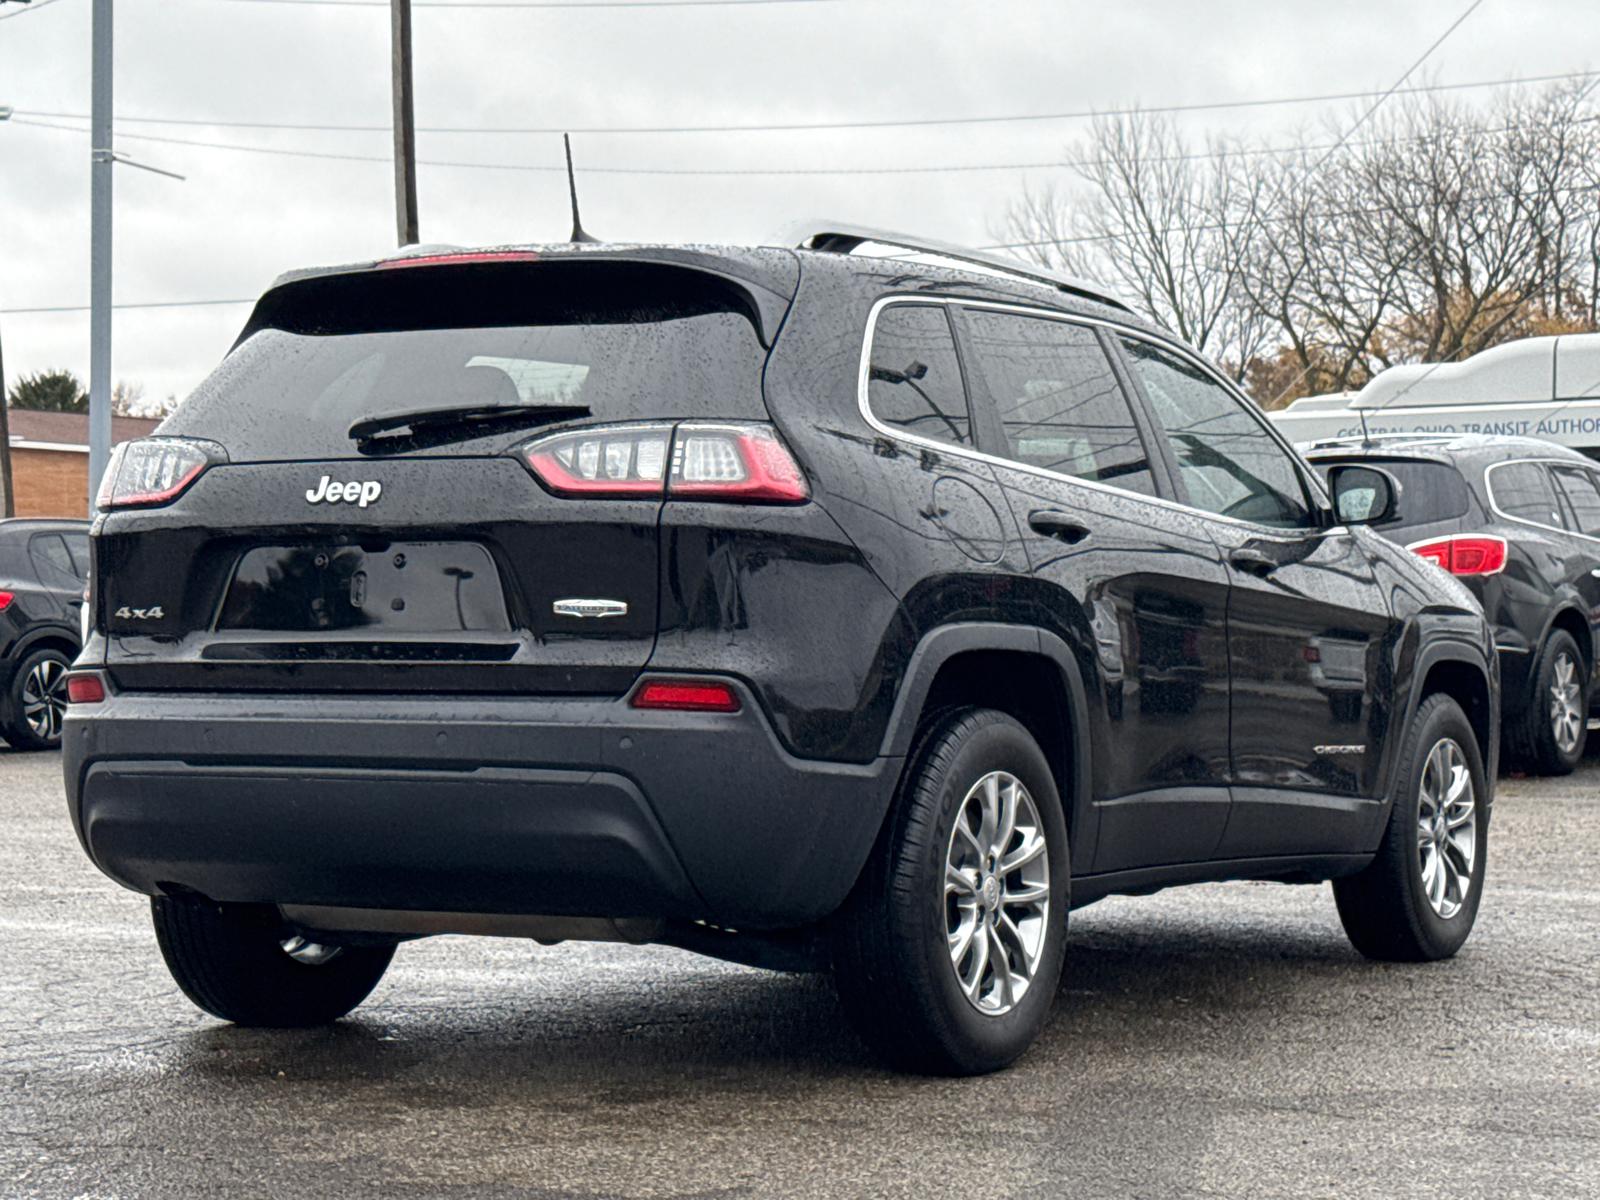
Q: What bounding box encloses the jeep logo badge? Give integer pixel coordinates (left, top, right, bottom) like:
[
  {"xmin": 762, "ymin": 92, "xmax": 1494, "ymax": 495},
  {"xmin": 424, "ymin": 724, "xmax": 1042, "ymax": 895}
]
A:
[{"xmin": 306, "ymin": 476, "xmax": 382, "ymax": 508}]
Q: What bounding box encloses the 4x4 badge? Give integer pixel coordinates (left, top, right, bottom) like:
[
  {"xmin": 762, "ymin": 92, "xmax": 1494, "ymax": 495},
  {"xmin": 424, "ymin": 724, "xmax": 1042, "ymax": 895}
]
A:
[{"xmin": 553, "ymin": 598, "xmax": 628, "ymax": 619}]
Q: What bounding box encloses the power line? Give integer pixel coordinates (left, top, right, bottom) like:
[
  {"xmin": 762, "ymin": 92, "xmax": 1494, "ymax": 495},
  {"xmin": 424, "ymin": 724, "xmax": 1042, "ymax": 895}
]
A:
[
  {"xmin": 12, "ymin": 70, "xmax": 1594, "ymax": 137},
  {"xmin": 1306, "ymin": 0, "xmax": 1483, "ymax": 174},
  {"xmin": 0, "ymin": 0, "xmax": 64, "ymax": 18},
  {"xmin": 0, "ymin": 298, "xmax": 255, "ymax": 315},
  {"xmin": 15, "ymin": 108, "xmax": 1597, "ymax": 179}
]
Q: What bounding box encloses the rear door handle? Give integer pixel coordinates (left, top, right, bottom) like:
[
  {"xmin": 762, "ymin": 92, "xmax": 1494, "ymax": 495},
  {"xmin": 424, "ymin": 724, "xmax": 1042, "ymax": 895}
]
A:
[
  {"xmin": 1028, "ymin": 510, "xmax": 1090, "ymax": 544},
  {"xmin": 1229, "ymin": 547, "xmax": 1279, "ymax": 577}
]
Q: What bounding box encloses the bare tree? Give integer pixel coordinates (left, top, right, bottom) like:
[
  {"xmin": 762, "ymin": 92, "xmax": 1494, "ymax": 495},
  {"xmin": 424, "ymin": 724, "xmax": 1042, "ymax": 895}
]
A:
[
  {"xmin": 996, "ymin": 112, "xmax": 1272, "ymax": 380},
  {"xmin": 998, "ymin": 79, "xmax": 1600, "ymax": 408}
]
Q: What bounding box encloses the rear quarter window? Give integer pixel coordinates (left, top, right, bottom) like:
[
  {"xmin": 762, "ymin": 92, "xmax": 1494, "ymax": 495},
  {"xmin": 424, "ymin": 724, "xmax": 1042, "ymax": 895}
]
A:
[{"xmin": 1488, "ymin": 461, "xmax": 1564, "ymax": 529}]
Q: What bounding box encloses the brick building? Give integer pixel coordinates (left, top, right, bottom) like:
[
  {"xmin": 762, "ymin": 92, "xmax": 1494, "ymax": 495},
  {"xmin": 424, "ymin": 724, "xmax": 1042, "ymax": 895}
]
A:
[{"xmin": 4, "ymin": 409, "xmax": 162, "ymax": 518}]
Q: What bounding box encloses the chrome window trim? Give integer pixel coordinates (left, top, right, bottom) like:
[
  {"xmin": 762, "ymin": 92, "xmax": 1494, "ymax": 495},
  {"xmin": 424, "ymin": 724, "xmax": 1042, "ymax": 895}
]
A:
[
  {"xmin": 855, "ymin": 294, "xmax": 1328, "ymax": 534},
  {"xmin": 1483, "ymin": 457, "xmax": 1600, "ymax": 542}
]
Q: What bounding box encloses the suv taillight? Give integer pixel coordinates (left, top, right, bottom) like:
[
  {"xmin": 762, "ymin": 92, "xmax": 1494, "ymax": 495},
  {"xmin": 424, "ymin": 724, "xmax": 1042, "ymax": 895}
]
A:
[
  {"xmin": 516, "ymin": 422, "xmax": 808, "ymax": 504},
  {"xmin": 97, "ymin": 437, "xmax": 227, "ymax": 510},
  {"xmin": 1408, "ymin": 535, "xmax": 1507, "ymax": 576}
]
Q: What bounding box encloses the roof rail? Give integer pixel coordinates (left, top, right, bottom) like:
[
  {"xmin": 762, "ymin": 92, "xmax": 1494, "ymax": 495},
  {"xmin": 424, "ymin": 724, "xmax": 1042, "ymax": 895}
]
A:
[{"xmin": 764, "ymin": 219, "xmax": 1130, "ymax": 312}]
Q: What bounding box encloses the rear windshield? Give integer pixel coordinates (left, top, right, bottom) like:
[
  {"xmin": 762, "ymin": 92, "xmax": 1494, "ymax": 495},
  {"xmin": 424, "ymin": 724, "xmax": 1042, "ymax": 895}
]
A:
[
  {"xmin": 1319, "ymin": 458, "xmax": 1473, "ymax": 530},
  {"xmin": 162, "ymin": 263, "xmax": 770, "ymax": 461}
]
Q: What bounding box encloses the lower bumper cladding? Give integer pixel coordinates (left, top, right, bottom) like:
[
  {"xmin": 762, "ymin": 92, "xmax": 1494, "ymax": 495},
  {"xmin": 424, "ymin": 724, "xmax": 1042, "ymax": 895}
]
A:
[{"xmin": 64, "ymin": 684, "xmax": 897, "ymax": 931}]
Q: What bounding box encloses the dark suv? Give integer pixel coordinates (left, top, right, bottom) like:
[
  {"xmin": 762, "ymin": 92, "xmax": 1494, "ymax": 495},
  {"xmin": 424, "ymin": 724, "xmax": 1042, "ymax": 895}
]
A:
[
  {"xmin": 1304, "ymin": 433, "xmax": 1600, "ymax": 775},
  {"xmin": 0, "ymin": 518, "xmax": 88, "ymax": 750},
  {"xmin": 64, "ymin": 231, "xmax": 1499, "ymax": 1075}
]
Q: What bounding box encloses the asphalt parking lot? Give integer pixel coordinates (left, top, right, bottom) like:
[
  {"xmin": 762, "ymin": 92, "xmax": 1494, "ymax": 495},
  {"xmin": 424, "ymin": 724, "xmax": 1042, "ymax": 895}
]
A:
[{"xmin": 4, "ymin": 746, "xmax": 1598, "ymax": 1200}]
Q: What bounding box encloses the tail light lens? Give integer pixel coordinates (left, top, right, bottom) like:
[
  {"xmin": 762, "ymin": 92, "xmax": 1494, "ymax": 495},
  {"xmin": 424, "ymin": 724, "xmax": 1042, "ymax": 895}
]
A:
[
  {"xmin": 671, "ymin": 424, "xmax": 809, "ymax": 503},
  {"xmin": 66, "ymin": 673, "xmax": 106, "ymax": 704},
  {"xmin": 516, "ymin": 422, "xmax": 808, "ymax": 504},
  {"xmin": 0, "ymin": 591, "xmax": 12, "ymax": 611},
  {"xmin": 1408, "ymin": 535, "xmax": 1507, "ymax": 576},
  {"xmin": 520, "ymin": 423, "xmax": 675, "ymax": 497},
  {"xmin": 98, "ymin": 437, "xmax": 227, "ymax": 510},
  {"xmin": 630, "ymin": 678, "xmax": 741, "ymax": 712}
]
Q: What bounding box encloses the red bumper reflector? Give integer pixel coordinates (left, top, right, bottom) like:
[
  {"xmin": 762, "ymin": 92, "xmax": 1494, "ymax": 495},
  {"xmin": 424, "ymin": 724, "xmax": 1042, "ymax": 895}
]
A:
[
  {"xmin": 630, "ymin": 680, "xmax": 741, "ymax": 713},
  {"xmin": 1408, "ymin": 535, "xmax": 1507, "ymax": 576},
  {"xmin": 66, "ymin": 674, "xmax": 105, "ymax": 704}
]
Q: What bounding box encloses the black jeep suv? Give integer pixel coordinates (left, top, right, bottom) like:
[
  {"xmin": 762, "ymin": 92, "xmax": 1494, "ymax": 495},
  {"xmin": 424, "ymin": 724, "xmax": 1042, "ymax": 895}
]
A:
[{"xmin": 64, "ymin": 230, "xmax": 1499, "ymax": 1075}]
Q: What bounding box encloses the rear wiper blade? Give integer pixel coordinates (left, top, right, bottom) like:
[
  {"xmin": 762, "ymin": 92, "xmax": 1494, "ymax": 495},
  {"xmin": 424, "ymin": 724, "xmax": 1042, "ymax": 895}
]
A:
[{"xmin": 348, "ymin": 403, "xmax": 589, "ymax": 443}]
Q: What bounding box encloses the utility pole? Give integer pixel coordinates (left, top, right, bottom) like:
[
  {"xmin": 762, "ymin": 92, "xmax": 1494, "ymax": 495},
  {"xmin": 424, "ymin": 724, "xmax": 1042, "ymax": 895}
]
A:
[
  {"xmin": 88, "ymin": 0, "xmax": 113, "ymax": 515},
  {"xmin": 0, "ymin": 94, "xmax": 15, "ymax": 517},
  {"xmin": 391, "ymin": 0, "xmax": 418, "ymax": 246},
  {"xmin": 0, "ymin": 322, "xmax": 14, "ymax": 517}
]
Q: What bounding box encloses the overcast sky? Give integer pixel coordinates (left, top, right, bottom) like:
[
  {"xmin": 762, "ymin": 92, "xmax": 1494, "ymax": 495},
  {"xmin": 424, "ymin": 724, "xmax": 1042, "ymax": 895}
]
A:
[{"xmin": 0, "ymin": 0, "xmax": 1595, "ymax": 406}]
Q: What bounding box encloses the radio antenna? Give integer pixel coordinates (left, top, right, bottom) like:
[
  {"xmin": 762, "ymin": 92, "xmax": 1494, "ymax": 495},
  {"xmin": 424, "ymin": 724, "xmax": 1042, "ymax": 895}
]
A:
[
  {"xmin": 564, "ymin": 134, "xmax": 598, "ymax": 244},
  {"xmin": 1358, "ymin": 404, "xmax": 1374, "ymax": 447}
]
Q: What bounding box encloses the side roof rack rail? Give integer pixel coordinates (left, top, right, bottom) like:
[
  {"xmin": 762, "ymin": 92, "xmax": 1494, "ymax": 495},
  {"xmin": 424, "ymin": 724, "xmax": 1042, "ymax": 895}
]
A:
[{"xmin": 764, "ymin": 219, "xmax": 1130, "ymax": 312}]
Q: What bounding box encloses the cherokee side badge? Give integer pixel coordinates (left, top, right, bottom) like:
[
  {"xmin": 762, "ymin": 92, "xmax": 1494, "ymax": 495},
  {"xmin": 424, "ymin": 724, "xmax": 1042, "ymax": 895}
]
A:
[{"xmin": 553, "ymin": 598, "xmax": 628, "ymax": 619}]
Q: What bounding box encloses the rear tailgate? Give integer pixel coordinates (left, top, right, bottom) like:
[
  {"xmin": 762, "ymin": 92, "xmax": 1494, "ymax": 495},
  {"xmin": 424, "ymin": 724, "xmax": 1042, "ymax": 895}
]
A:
[{"xmin": 93, "ymin": 253, "xmax": 796, "ymax": 695}]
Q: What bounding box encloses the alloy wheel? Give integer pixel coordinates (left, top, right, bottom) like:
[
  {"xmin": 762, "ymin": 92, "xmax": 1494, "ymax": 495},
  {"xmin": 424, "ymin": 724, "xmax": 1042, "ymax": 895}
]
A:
[
  {"xmin": 21, "ymin": 657, "xmax": 68, "ymax": 742},
  {"xmin": 1415, "ymin": 737, "xmax": 1477, "ymax": 920},
  {"xmin": 1549, "ymin": 649, "xmax": 1583, "ymax": 756},
  {"xmin": 944, "ymin": 770, "xmax": 1051, "ymax": 1015}
]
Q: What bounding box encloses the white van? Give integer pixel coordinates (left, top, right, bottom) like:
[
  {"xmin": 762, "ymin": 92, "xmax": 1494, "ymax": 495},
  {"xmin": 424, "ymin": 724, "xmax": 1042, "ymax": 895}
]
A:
[{"xmin": 1268, "ymin": 333, "xmax": 1600, "ymax": 458}]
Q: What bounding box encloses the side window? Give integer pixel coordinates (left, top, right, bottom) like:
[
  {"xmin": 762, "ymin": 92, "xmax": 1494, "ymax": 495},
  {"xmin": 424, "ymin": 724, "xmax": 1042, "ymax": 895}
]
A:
[
  {"xmin": 63, "ymin": 533, "xmax": 91, "ymax": 579},
  {"xmin": 1491, "ymin": 462, "xmax": 1564, "ymax": 529},
  {"xmin": 865, "ymin": 304, "xmax": 971, "ymax": 447},
  {"xmin": 1551, "ymin": 466, "xmax": 1600, "ymax": 536},
  {"xmin": 962, "ymin": 310, "xmax": 1156, "ymax": 496},
  {"xmin": 29, "ymin": 534, "xmax": 79, "ymax": 590},
  {"xmin": 1120, "ymin": 336, "xmax": 1311, "ymax": 528}
]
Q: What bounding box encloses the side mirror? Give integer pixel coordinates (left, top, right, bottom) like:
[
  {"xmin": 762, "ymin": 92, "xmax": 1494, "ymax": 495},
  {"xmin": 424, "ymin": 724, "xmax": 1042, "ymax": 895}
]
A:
[{"xmin": 1327, "ymin": 464, "xmax": 1400, "ymax": 525}]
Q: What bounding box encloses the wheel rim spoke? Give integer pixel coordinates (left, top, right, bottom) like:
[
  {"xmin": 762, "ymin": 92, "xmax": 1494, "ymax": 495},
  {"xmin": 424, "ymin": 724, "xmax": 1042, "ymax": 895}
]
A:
[
  {"xmin": 1549, "ymin": 653, "xmax": 1584, "ymax": 754},
  {"xmin": 1413, "ymin": 737, "xmax": 1476, "ymax": 920},
  {"xmin": 944, "ymin": 769, "xmax": 1051, "ymax": 1017},
  {"xmin": 22, "ymin": 660, "xmax": 68, "ymax": 740},
  {"xmin": 1000, "ymin": 827, "xmax": 1048, "ymax": 875}
]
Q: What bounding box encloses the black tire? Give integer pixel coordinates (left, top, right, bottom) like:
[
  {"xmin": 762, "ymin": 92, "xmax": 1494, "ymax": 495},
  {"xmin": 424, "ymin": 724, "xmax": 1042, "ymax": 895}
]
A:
[
  {"xmin": 1333, "ymin": 693, "xmax": 1488, "ymax": 962},
  {"xmin": 3, "ymin": 646, "xmax": 72, "ymax": 751},
  {"xmin": 1514, "ymin": 629, "xmax": 1588, "ymax": 776},
  {"xmin": 830, "ymin": 708, "xmax": 1070, "ymax": 1076},
  {"xmin": 152, "ymin": 896, "xmax": 395, "ymax": 1027}
]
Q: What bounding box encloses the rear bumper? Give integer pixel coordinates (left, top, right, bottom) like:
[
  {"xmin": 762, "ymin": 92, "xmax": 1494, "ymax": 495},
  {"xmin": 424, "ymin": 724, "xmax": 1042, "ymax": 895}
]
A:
[{"xmin": 63, "ymin": 685, "xmax": 899, "ymax": 929}]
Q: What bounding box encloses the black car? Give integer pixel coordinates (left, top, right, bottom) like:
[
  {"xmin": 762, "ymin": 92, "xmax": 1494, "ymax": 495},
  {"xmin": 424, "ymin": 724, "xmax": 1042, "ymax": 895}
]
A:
[
  {"xmin": 0, "ymin": 518, "xmax": 88, "ymax": 750},
  {"xmin": 1304, "ymin": 434, "xmax": 1600, "ymax": 776},
  {"xmin": 64, "ymin": 230, "xmax": 1499, "ymax": 1075}
]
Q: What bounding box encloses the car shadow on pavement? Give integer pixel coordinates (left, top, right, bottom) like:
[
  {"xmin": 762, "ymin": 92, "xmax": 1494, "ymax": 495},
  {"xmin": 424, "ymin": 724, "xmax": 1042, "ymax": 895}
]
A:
[
  {"xmin": 164, "ymin": 960, "xmax": 884, "ymax": 1095},
  {"xmin": 145, "ymin": 906, "xmax": 1406, "ymax": 1093}
]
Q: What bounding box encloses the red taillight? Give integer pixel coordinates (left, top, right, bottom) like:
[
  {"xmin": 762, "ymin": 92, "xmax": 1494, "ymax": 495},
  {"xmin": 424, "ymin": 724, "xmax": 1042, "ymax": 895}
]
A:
[
  {"xmin": 630, "ymin": 679, "xmax": 741, "ymax": 713},
  {"xmin": 1408, "ymin": 535, "xmax": 1507, "ymax": 576},
  {"xmin": 522, "ymin": 423, "xmax": 675, "ymax": 498},
  {"xmin": 670, "ymin": 425, "xmax": 809, "ymax": 503},
  {"xmin": 516, "ymin": 422, "xmax": 808, "ymax": 504},
  {"xmin": 66, "ymin": 673, "xmax": 105, "ymax": 704},
  {"xmin": 98, "ymin": 438, "xmax": 224, "ymax": 510},
  {"xmin": 0, "ymin": 591, "xmax": 12, "ymax": 611}
]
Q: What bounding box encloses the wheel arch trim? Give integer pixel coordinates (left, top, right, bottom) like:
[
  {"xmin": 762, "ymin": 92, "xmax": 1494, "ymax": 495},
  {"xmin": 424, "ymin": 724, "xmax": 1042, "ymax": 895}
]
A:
[
  {"xmin": 877, "ymin": 622, "xmax": 1095, "ymax": 862},
  {"xmin": 1394, "ymin": 639, "xmax": 1498, "ymax": 806}
]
